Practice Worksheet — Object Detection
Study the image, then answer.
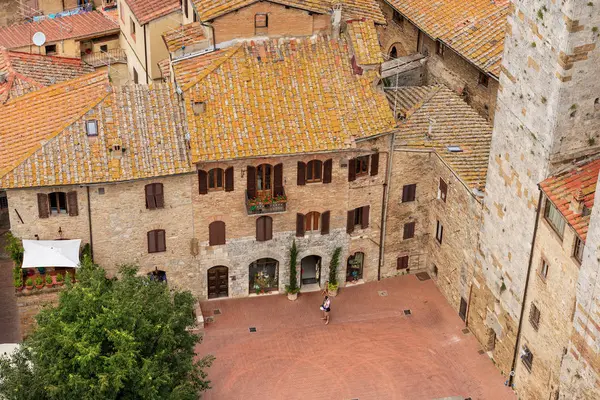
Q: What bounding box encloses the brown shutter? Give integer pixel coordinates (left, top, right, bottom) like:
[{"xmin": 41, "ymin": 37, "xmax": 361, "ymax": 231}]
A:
[
  {"xmin": 155, "ymin": 184, "xmax": 164, "ymax": 208},
  {"xmin": 347, "ymin": 210, "xmax": 355, "ymax": 234},
  {"xmin": 256, "ymin": 217, "xmax": 265, "ymax": 242},
  {"xmin": 361, "ymin": 205, "xmax": 370, "ymax": 229},
  {"xmin": 348, "ymin": 158, "xmax": 356, "ymax": 182},
  {"xmin": 265, "ymin": 216, "xmax": 272, "ymax": 241},
  {"xmin": 145, "ymin": 185, "xmax": 156, "ymax": 209},
  {"xmin": 157, "ymin": 230, "xmax": 166, "ymax": 252},
  {"xmin": 403, "ymin": 222, "xmax": 415, "ymax": 239},
  {"xmin": 370, "ymin": 152, "xmax": 379, "ymax": 176},
  {"xmin": 297, "ymin": 162, "xmax": 306, "ymax": 186},
  {"xmin": 148, "ymin": 231, "xmax": 156, "ymax": 253},
  {"xmin": 296, "ymin": 213, "xmax": 305, "ymax": 237},
  {"xmin": 67, "ymin": 191, "xmax": 79, "ymax": 216},
  {"xmin": 37, "ymin": 193, "xmax": 49, "ymax": 219},
  {"xmin": 321, "ymin": 211, "xmax": 330, "ymax": 235},
  {"xmin": 274, "ymin": 163, "xmax": 284, "ymax": 196},
  {"xmin": 247, "ymin": 166, "xmax": 256, "ymax": 199},
  {"xmin": 198, "ymin": 170, "xmax": 208, "ymax": 195},
  {"xmin": 225, "ymin": 167, "xmax": 234, "ymax": 192},
  {"xmin": 323, "ymin": 159, "xmax": 332, "ymax": 184}
]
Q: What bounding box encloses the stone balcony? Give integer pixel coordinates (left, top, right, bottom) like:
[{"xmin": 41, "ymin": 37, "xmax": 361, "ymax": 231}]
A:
[{"xmin": 245, "ymin": 189, "xmax": 287, "ymax": 215}]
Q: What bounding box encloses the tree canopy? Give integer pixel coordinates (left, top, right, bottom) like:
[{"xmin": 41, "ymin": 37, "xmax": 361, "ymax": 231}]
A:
[{"xmin": 0, "ymin": 259, "xmax": 213, "ymax": 400}]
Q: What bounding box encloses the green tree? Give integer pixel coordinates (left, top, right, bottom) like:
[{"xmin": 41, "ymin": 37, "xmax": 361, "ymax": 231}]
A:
[
  {"xmin": 0, "ymin": 259, "xmax": 214, "ymax": 400},
  {"xmin": 285, "ymin": 240, "xmax": 300, "ymax": 294},
  {"xmin": 328, "ymin": 247, "xmax": 342, "ymax": 291}
]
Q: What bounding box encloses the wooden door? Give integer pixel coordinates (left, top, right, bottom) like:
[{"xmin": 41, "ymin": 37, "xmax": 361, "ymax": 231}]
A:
[
  {"xmin": 256, "ymin": 164, "xmax": 272, "ymax": 197},
  {"xmin": 207, "ymin": 266, "xmax": 228, "ymax": 299},
  {"xmin": 459, "ymin": 297, "xmax": 468, "ymax": 321}
]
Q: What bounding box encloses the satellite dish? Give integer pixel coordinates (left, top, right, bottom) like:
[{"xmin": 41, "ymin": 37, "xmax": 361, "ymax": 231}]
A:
[{"xmin": 32, "ymin": 32, "xmax": 46, "ymax": 47}]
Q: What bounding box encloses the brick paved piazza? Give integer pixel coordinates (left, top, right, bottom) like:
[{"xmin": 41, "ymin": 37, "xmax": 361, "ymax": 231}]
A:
[{"xmin": 197, "ymin": 275, "xmax": 516, "ymax": 400}]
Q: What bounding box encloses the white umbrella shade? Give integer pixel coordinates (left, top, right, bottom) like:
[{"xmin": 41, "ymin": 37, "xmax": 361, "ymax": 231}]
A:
[{"xmin": 22, "ymin": 239, "xmax": 82, "ymax": 268}]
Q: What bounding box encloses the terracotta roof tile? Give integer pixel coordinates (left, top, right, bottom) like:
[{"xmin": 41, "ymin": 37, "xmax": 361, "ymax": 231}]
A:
[
  {"xmin": 0, "ymin": 49, "xmax": 94, "ymax": 102},
  {"xmin": 125, "ymin": 0, "xmax": 181, "ymax": 25},
  {"xmin": 182, "ymin": 36, "xmax": 396, "ymax": 163},
  {"xmin": 346, "ymin": 19, "xmax": 383, "ymax": 65},
  {"xmin": 172, "ymin": 45, "xmax": 239, "ymax": 88},
  {"xmin": 157, "ymin": 58, "xmax": 171, "ymax": 81},
  {"xmin": 386, "ymin": 0, "xmax": 509, "ymax": 77},
  {"xmin": 390, "ymin": 85, "xmax": 492, "ymax": 190},
  {"xmin": 0, "ymin": 11, "xmax": 119, "ymax": 49},
  {"xmin": 193, "ymin": 0, "xmax": 385, "ymax": 24},
  {"xmin": 162, "ymin": 22, "xmax": 208, "ymax": 53},
  {"xmin": 540, "ymin": 158, "xmax": 600, "ymax": 241}
]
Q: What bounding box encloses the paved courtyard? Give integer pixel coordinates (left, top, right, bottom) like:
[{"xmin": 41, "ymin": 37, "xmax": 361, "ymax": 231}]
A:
[{"xmin": 197, "ymin": 275, "xmax": 516, "ymax": 400}]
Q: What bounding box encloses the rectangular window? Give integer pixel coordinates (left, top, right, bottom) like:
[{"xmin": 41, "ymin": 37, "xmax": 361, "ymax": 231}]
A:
[
  {"xmin": 529, "ymin": 303, "xmax": 541, "ymax": 331},
  {"xmin": 436, "ymin": 41, "xmax": 444, "ymax": 57},
  {"xmin": 436, "ymin": 220, "xmax": 443, "ymax": 244},
  {"xmin": 184, "ymin": 0, "xmax": 189, "ymax": 18},
  {"xmin": 354, "ymin": 155, "xmax": 370, "ymax": 177},
  {"xmin": 521, "ymin": 345, "xmax": 533, "ymax": 372},
  {"xmin": 397, "ymin": 255, "xmax": 409, "ymax": 270},
  {"xmin": 347, "ymin": 206, "xmax": 369, "ymax": 233},
  {"xmin": 403, "ymin": 221, "xmax": 415, "ymax": 240},
  {"xmin": 478, "ymin": 72, "xmax": 489, "ymax": 87},
  {"xmin": 573, "ymin": 236, "xmax": 585, "ymax": 263},
  {"xmin": 133, "ymin": 68, "xmax": 139, "ymax": 84},
  {"xmin": 45, "ymin": 44, "xmax": 57, "ymax": 55},
  {"xmin": 402, "ymin": 184, "xmax": 416, "ymax": 202},
  {"xmin": 438, "ymin": 178, "xmax": 447, "ymax": 202},
  {"xmin": 100, "ymin": 44, "xmax": 108, "ymax": 53},
  {"xmin": 86, "ymin": 120, "xmax": 98, "ymax": 136},
  {"xmin": 130, "ymin": 17, "xmax": 136, "ymax": 41},
  {"xmin": 255, "ymin": 13, "xmax": 268, "ymax": 28},
  {"xmin": 544, "ymin": 199, "xmax": 566, "ymax": 238},
  {"xmin": 147, "ymin": 229, "xmax": 166, "ymax": 253},
  {"xmin": 392, "ymin": 10, "xmax": 404, "ymax": 28},
  {"xmin": 0, "ymin": 195, "xmax": 7, "ymax": 210},
  {"xmin": 49, "ymin": 192, "xmax": 67, "ymax": 214},
  {"xmin": 354, "ymin": 207, "xmax": 363, "ymax": 227},
  {"xmin": 540, "ymin": 259, "xmax": 549, "ymax": 281},
  {"xmin": 145, "ymin": 183, "xmax": 164, "ymax": 210}
]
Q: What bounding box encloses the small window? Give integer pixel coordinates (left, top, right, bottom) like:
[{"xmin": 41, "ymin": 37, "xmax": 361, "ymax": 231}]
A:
[
  {"xmin": 540, "ymin": 259, "xmax": 549, "ymax": 281},
  {"xmin": 306, "ymin": 160, "xmax": 323, "ymax": 183},
  {"xmin": 436, "ymin": 220, "xmax": 444, "ymax": 244},
  {"xmin": 86, "ymin": 120, "xmax": 98, "ymax": 136},
  {"xmin": 397, "ymin": 255, "xmax": 409, "ymax": 270},
  {"xmin": 347, "ymin": 206, "xmax": 369, "ymax": 233},
  {"xmin": 145, "ymin": 183, "xmax": 164, "ymax": 210},
  {"xmin": 529, "ymin": 303, "xmax": 541, "ymax": 331},
  {"xmin": 403, "ymin": 221, "xmax": 415, "ymax": 240},
  {"xmin": 521, "ymin": 345, "xmax": 533, "ymax": 372},
  {"xmin": 402, "ymin": 184, "xmax": 416, "ymax": 202},
  {"xmin": 208, "ymin": 168, "xmax": 224, "ymax": 191},
  {"xmin": 147, "ymin": 229, "xmax": 166, "ymax": 253},
  {"xmin": 436, "ymin": 41, "xmax": 444, "ymax": 57},
  {"xmin": 389, "ymin": 45, "xmax": 398, "ymax": 59},
  {"xmin": 305, "ymin": 211, "xmax": 321, "ymax": 232},
  {"xmin": 133, "ymin": 68, "xmax": 139, "ymax": 84},
  {"xmin": 0, "ymin": 195, "xmax": 8, "ymax": 209},
  {"xmin": 45, "ymin": 44, "xmax": 57, "ymax": 55},
  {"xmin": 256, "ymin": 216, "xmax": 273, "ymax": 242},
  {"xmin": 49, "ymin": 192, "xmax": 67, "ymax": 214},
  {"xmin": 573, "ymin": 236, "xmax": 585, "ymax": 263},
  {"xmin": 355, "ymin": 155, "xmax": 370, "ymax": 177},
  {"xmin": 130, "ymin": 17, "xmax": 136, "ymax": 40},
  {"xmin": 478, "ymin": 72, "xmax": 489, "ymax": 87},
  {"xmin": 100, "ymin": 44, "xmax": 108, "ymax": 53},
  {"xmin": 184, "ymin": 0, "xmax": 189, "ymax": 18},
  {"xmin": 544, "ymin": 199, "xmax": 566, "ymax": 239},
  {"xmin": 392, "ymin": 10, "xmax": 404, "ymax": 28},
  {"xmin": 438, "ymin": 178, "xmax": 447, "ymax": 202},
  {"xmin": 255, "ymin": 13, "xmax": 268, "ymax": 28},
  {"xmin": 353, "ymin": 207, "xmax": 363, "ymax": 227},
  {"xmin": 209, "ymin": 221, "xmax": 226, "ymax": 246}
]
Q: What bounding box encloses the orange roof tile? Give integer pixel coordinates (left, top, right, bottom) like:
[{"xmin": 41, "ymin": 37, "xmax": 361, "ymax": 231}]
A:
[
  {"xmin": 346, "ymin": 19, "xmax": 383, "ymax": 65},
  {"xmin": 181, "ymin": 36, "xmax": 396, "ymax": 163},
  {"xmin": 0, "ymin": 11, "xmax": 119, "ymax": 49},
  {"xmin": 0, "ymin": 82, "xmax": 191, "ymax": 188},
  {"xmin": 193, "ymin": 0, "xmax": 385, "ymax": 24},
  {"xmin": 162, "ymin": 22, "xmax": 208, "ymax": 53},
  {"xmin": 124, "ymin": 0, "xmax": 181, "ymax": 25},
  {"xmin": 172, "ymin": 45, "xmax": 239, "ymax": 88},
  {"xmin": 157, "ymin": 58, "xmax": 171, "ymax": 81},
  {"xmin": 386, "ymin": 0, "xmax": 509, "ymax": 77},
  {"xmin": 540, "ymin": 159, "xmax": 600, "ymax": 241},
  {"xmin": 0, "ymin": 49, "xmax": 94, "ymax": 102}
]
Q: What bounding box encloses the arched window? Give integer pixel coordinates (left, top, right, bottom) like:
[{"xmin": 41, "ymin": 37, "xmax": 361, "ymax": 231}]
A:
[
  {"xmin": 389, "ymin": 46, "xmax": 398, "ymax": 59},
  {"xmin": 256, "ymin": 216, "xmax": 273, "ymax": 242},
  {"xmin": 249, "ymin": 258, "xmax": 278, "ymax": 293},
  {"xmin": 208, "ymin": 168, "xmax": 224, "ymax": 190},
  {"xmin": 306, "ymin": 160, "xmax": 323, "ymax": 183},
  {"xmin": 305, "ymin": 211, "xmax": 320, "ymax": 232},
  {"xmin": 209, "ymin": 221, "xmax": 226, "ymax": 246},
  {"xmin": 147, "ymin": 229, "xmax": 166, "ymax": 253}
]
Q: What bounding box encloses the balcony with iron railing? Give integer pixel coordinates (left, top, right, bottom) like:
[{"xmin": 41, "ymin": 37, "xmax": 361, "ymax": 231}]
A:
[
  {"xmin": 82, "ymin": 49, "xmax": 127, "ymax": 67},
  {"xmin": 245, "ymin": 189, "xmax": 287, "ymax": 215}
]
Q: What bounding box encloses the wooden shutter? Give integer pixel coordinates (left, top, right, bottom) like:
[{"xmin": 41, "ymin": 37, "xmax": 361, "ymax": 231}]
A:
[
  {"xmin": 256, "ymin": 217, "xmax": 265, "ymax": 241},
  {"xmin": 323, "ymin": 159, "xmax": 332, "ymax": 184},
  {"xmin": 225, "ymin": 167, "xmax": 234, "ymax": 192},
  {"xmin": 274, "ymin": 163, "xmax": 284, "ymax": 196},
  {"xmin": 347, "ymin": 210, "xmax": 355, "ymax": 234},
  {"xmin": 296, "ymin": 213, "xmax": 305, "ymax": 237},
  {"xmin": 265, "ymin": 216, "xmax": 272, "ymax": 241},
  {"xmin": 297, "ymin": 162, "xmax": 306, "ymax": 186},
  {"xmin": 321, "ymin": 211, "xmax": 330, "ymax": 235},
  {"xmin": 402, "ymin": 185, "xmax": 409, "ymax": 202},
  {"xmin": 348, "ymin": 158, "xmax": 356, "ymax": 182},
  {"xmin": 67, "ymin": 191, "xmax": 79, "ymax": 216},
  {"xmin": 148, "ymin": 231, "xmax": 156, "ymax": 253},
  {"xmin": 157, "ymin": 230, "xmax": 166, "ymax": 252},
  {"xmin": 211, "ymin": 221, "xmax": 226, "ymax": 245},
  {"xmin": 361, "ymin": 205, "xmax": 370, "ymax": 229},
  {"xmin": 145, "ymin": 185, "xmax": 156, "ymax": 209},
  {"xmin": 397, "ymin": 256, "xmax": 409, "ymax": 270},
  {"xmin": 154, "ymin": 184, "xmax": 164, "ymax": 208},
  {"xmin": 198, "ymin": 170, "xmax": 208, "ymax": 195},
  {"xmin": 370, "ymin": 152, "xmax": 379, "ymax": 176},
  {"xmin": 247, "ymin": 166, "xmax": 256, "ymax": 199},
  {"xmin": 37, "ymin": 193, "xmax": 49, "ymax": 219}
]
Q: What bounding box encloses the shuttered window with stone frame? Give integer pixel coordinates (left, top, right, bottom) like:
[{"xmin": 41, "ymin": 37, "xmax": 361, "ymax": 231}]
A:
[
  {"xmin": 348, "ymin": 153, "xmax": 379, "ymax": 182},
  {"xmin": 38, "ymin": 192, "xmax": 78, "ymax": 217},
  {"xmin": 397, "ymin": 255, "xmax": 409, "ymax": 270},
  {"xmin": 521, "ymin": 345, "xmax": 533, "ymax": 372},
  {"xmin": 347, "ymin": 205, "xmax": 369, "ymax": 233},
  {"xmin": 402, "ymin": 184, "xmax": 416, "ymax": 202},
  {"xmin": 209, "ymin": 221, "xmax": 226, "ymax": 246},
  {"xmin": 145, "ymin": 183, "xmax": 164, "ymax": 210},
  {"xmin": 529, "ymin": 303, "xmax": 541, "ymax": 331},
  {"xmin": 256, "ymin": 216, "xmax": 273, "ymax": 242},
  {"xmin": 198, "ymin": 167, "xmax": 234, "ymax": 194},
  {"xmin": 147, "ymin": 229, "xmax": 166, "ymax": 253},
  {"xmin": 403, "ymin": 221, "xmax": 415, "ymax": 240},
  {"xmin": 298, "ymin": 159, "xmax": 333, "ymax": 185},
  {"xmin": 438, "ymin": 178, "xmax": 448, "ymax": 202}
]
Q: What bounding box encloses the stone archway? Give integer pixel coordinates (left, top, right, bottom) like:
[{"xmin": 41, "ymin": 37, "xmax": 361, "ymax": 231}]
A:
[
  {"xmin": 249, "ymin": 258, "xmax": 279, "ymax": 294},
  {"xmin": 388, "ymin": 42, "xmax": 407, "ymax": 59},
  {"xmin": 300, "ymin": 255, "xmax": 322, "ymax": 286}
]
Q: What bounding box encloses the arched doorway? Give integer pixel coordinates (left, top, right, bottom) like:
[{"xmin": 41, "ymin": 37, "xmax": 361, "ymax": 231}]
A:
[
  {"xmin": 249, "ymin": 258, "xmax": 278, "ymax": 294},
  {"xmin": 346, "ymin": 252, "xmax": 365, "ymax": 282},
  {"xmin": 301, "ymin": 255, "xmax": 321, "ymax": 286},
  {"xmin": 207, "ymin": 266, "xmax": 228, "ymax": 299},
  {"xmin": 148, "ymin": 267, "xmax": 167, "ymax": 283}
]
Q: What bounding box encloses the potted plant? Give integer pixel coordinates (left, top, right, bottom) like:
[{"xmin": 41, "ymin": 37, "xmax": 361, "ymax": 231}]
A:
[
  {"xmin": 327, "ymin": 247, "xmax": 342, "ymax": 297},
  {"xmin": 45, "ymin": 274, "xmax": 53, "ymax": 288},
  {"xmin": 14, "ymin": 277, "xmax": 23, "ymax": 292},
  {"xmin": 285, "ymin": 241, "xmax": 300, "ymax": 301},
  {"xmin": 55, "ymin": 273, "xmax": 64, "ymax": 286},
  {"xmin": 25, "ymin": 277, "xmax": 33, "ymax": 290},
  {"xmin": 35, "ymin": 275, "xmax": 44, "ymax": 289}
]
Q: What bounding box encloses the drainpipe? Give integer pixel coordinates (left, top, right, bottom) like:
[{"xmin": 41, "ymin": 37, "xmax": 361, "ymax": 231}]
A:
[
  {"xmin": 143, "ymin": 24, "xmax": 149, "ymax": 83},
  {"xmin": 508, "ymin": 187, "xmax": 544, "ymax": 387},
  {"xmin": 86, "ymin": 186, "xmax": 94, "ymax": 261},
  {"xmin": 378, "ymin": 131, "xmax": 396, "ymax": 281}
]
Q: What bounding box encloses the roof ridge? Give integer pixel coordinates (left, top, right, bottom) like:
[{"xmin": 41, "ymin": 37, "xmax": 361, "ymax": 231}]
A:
[
  {"xmin": 181, "ymin": 44, "xmax": 243, "ymax": 91},
  {"xmin": 402, "ymin": 85, "xmax": 443, "ymax": 119}
]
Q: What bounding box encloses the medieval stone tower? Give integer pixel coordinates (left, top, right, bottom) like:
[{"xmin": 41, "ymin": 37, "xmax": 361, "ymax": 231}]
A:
[{"xmin": 475, "ymin": 0, "xmax": 600, "ymax": 374}]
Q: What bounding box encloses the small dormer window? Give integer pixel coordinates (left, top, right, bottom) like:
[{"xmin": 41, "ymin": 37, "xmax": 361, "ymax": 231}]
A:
[
  {"xmin": 192, "ymin": 101, "xmax": 206, "ymax": 115},
  {"xmin": 113, "ymin": 145, "xmax": 121, "ymax": 152},
  {"xmin": 255, "ymin": 13, "xmax": 268, "ymax": 28},
  {"xmin": 86, "ymin": 120, "xmax": 98, "ymax": 136}
]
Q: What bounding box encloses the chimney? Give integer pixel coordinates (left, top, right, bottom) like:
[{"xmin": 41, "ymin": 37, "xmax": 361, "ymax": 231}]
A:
[
  {"xmin": 331, "ymin": 3, "xmax": 342, "ymax": 39},
  {"xmin": 569, "ymin": 187, "xmax": 585, "ymax": 214}
]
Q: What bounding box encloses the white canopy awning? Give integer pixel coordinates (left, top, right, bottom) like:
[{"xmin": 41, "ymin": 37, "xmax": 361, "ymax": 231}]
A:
[{"xmin": 22, "ymin": 239, "xmax": 82, "ymax": 269}]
